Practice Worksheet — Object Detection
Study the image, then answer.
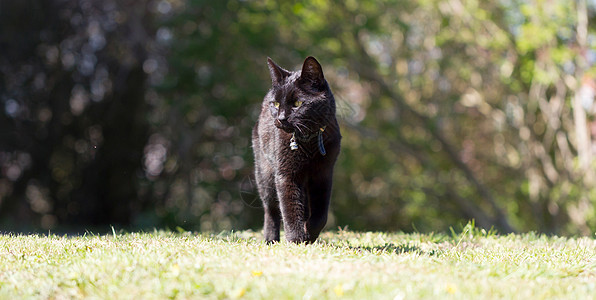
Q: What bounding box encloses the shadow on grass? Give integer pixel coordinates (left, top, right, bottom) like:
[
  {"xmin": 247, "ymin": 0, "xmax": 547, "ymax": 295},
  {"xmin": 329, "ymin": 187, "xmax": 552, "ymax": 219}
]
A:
[{"xmin": 330, "ymin": 242, "xmax": 442, "ymax": 256}]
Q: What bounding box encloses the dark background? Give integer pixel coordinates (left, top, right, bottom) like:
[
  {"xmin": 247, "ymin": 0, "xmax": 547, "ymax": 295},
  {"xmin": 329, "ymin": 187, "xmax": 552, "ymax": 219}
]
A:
[{"xmin": 2, "ymin": 0, "xmax": 596, "ymax": 235}]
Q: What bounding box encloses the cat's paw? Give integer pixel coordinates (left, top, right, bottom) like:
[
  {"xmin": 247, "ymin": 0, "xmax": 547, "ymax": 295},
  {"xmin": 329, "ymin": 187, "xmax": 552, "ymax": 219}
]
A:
[
  {"xmin": 264, "ymin": 238, "xmax": 279, "ymax": 245},
  {"xmin": 285, "ymin": 231, "xmax": 312, "ymax": 244}
]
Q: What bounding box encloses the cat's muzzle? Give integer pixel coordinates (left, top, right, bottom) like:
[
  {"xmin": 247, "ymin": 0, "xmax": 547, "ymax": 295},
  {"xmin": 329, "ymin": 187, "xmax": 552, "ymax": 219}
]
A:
[{"xmin": 274, "ymin": 119, "xmax": 294, "ymax": 133}]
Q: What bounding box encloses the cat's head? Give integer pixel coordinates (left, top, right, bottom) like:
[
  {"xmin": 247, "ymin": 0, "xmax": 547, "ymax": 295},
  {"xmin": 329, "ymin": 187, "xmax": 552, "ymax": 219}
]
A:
[{"xmin": 266, "ymin": 56, "xmax": 334, "ymax": 135}]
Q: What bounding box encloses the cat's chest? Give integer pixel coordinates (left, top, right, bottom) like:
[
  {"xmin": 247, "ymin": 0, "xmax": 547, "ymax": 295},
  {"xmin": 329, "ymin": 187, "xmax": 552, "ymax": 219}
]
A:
[
  {"xmin": 259, "ymin": 130, "xmax": 315, "ymax": 166},
  {"xmin": 274, "ymin": 133, "xmax": 311, "ymax": 161},
  {"xmin": 276, "ymin": 134, "xmax": 333, "ymax": 168}
]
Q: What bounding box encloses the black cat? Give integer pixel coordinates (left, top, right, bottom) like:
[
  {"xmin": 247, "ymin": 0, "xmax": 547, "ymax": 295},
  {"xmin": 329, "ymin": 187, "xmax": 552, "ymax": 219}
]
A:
[{"xmin": 252, "ymin": 56, "xmax": 341, "ymax": 244}]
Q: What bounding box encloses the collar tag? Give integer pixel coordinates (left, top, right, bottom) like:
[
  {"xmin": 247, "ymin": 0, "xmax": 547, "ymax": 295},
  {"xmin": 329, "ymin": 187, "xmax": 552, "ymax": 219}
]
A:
[
  {"xmin": 289, "ymin": 126, "xmax": 327, "ymax": 154},
  {"xmin": 290, "ymin": 134, "xmax": 298, "ymax": 150}
]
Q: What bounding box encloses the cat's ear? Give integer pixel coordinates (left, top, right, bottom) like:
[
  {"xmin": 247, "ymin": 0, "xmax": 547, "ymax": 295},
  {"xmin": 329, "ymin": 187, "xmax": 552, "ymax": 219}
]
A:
[
  {"xmin": 299, "ymin": 56, "xmax": 326, "ymax": 91},
  {"xmin": 267, "ymin": 57, "xmax": 290, "ymax": 86}
]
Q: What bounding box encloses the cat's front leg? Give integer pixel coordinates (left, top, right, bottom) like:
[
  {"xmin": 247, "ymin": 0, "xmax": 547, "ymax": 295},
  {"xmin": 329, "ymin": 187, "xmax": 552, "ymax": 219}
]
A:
[
  {"xmin": 276, "ymin": 175, "xmax": 310, "ymax": 243},
  {"xmin": 306, "ymin": 173, "xmax": 333, "ymax": 243},
  {"xmin": 263, "ymin": 201, "xmax": 281, "ymax": 243},
  {"xmin": 255, "ymin": 160, "xmax": 281, "ymax": 243}
]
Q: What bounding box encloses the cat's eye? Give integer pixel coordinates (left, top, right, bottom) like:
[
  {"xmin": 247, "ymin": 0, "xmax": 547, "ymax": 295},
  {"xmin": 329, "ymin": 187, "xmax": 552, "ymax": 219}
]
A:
[
  {"xmin": 273, "ymin": 102, "xmax": 280, "ymax": 108},
  {"xmin": 294, "ymin": 101, "xmax": 303, "ymax": 108}
]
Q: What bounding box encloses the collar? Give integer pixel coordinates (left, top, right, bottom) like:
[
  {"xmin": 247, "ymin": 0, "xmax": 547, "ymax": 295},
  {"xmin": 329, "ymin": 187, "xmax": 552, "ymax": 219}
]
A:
[{"xmin": 289, "ymin": 126, "xmax": 327, "ymax": 156}]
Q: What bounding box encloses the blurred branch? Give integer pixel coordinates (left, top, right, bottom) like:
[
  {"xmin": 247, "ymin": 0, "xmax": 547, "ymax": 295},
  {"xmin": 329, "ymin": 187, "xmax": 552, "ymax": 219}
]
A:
[
  {"xmin": 573, "ymin": 0, "xmax": 593, "ymax": 179},
  {"xmin": 345, "ymin": 24, "xmax": 515, "ymax": 232}
]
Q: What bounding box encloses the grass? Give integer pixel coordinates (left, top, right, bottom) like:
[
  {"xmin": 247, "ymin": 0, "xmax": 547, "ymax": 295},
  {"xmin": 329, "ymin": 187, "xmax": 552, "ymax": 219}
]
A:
[{"xmin": 0, "ymin": 224, "xmax": 594, "ymax": 299}]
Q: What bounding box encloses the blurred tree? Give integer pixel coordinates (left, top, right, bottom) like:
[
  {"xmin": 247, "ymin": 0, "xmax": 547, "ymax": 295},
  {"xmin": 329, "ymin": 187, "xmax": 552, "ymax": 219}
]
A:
[
  {"xmin": 0, "ymin": 0, "xmax": 155, "ymax": 229},
  {"xmin": 138, "ymin": 0, "xmax": 282, "ymax": 231}
]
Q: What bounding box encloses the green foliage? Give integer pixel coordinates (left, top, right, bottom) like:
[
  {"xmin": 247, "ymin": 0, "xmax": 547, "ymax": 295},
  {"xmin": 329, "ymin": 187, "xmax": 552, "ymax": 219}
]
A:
[
  {"xmin": 141, "ymin": 0, "xmax": 596, "ymax": 234},
  {"xmin": 2, "ymin": 0, "xmax": 596, "ymax": 235}
]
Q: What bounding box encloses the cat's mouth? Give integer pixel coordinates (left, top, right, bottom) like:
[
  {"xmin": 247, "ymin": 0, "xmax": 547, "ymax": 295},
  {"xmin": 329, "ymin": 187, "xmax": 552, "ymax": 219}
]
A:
[{"xmin": 274, "ymin": 119, "xmax": 294, "ymax": 133}]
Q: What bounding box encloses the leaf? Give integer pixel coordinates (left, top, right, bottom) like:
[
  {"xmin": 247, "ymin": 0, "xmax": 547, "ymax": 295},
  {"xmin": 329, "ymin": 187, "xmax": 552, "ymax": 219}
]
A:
[{"xmin": 334, "ymin": 284, "xmax": 344, "ymax": 297}]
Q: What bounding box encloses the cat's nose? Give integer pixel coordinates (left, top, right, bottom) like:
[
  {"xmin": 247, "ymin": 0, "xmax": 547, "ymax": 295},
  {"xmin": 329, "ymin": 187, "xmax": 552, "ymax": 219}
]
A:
[
  {"xmin": 274, "ymin": 118, "xmax": 292, "ymax": 132},
  {"xmin": 277, "ymin": 110, "xmax": 287, "ymax": 121}
]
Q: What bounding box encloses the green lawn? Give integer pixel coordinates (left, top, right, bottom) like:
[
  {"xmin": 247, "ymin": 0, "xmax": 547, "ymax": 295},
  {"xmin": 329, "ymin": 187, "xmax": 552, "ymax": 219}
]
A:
[{"xmin": 1, "ymin": 225, "xmax": 594, "ymax": 299}]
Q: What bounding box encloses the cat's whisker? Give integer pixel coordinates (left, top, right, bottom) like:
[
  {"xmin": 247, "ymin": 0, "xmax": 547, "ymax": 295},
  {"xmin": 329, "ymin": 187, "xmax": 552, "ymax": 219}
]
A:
[
  {"xmin": 300, "ymin": 119, "xmax": 321, "ymax": 130},
  {"xmin": 296, "ymin": 123, "xmax": 310, "ymax": 136}
]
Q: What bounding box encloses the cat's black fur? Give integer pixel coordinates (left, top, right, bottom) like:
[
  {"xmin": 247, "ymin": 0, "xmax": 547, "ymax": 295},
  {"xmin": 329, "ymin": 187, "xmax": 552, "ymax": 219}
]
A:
[{"xmin": 252, "ymin": 56, "xmax": 341, "ymax": 243}]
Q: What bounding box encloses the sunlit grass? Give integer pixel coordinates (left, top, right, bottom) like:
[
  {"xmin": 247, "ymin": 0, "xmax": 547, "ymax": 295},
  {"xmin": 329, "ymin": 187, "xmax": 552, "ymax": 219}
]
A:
[{"xmin": 0, "ymin": 225, "xmax": 594, "ymax": 299}]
